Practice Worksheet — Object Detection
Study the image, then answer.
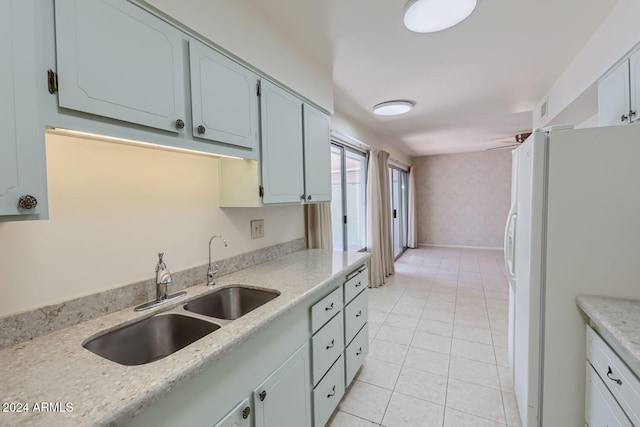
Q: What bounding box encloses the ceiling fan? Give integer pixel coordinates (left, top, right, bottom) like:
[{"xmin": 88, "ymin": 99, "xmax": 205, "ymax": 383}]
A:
[{"xmin": 484, "ymin": 132, "xmax": 532, "ymax": 151}]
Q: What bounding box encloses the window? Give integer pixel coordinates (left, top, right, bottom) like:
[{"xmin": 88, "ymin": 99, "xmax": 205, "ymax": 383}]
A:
[
  {"xmin": 389, "ymin": 166, "xmax": 409, "ymax": 259},
  {"xmin": 331, "ymin": 143, "xmax": 367, "ymax": 251}
]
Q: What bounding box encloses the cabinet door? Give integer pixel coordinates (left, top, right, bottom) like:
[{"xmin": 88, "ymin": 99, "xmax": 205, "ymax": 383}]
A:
[
  {"xmin": 214, "ymin": 398, "xmax": 252, "ymax": 427},
  {"xmin": 0, "ymin": 0, "xmax": 47, "ymax": 218},
  {"xmin": 189, "ymin": 40, "xmax": 259, "ymax": 150},
  {"xmin": 598, "ymin": 61, "xmax": 631, "ymax": 126},
  {"xmin": 253, "ymin": 343, "xmax": 311, "ymax": 427},
  {"xmin": 629, "ymin": 50, "xmax": 640, "ymax": 123},
  {"xmin": 302, "ymin": 104, "xmax": 331, "ymax": 203},
  {"xmin": 260, "ymin": 81, "xmax": 304, "ymax": 204},
  {"xmin": 54, "ymin": 0, "xmax": 186, "ymax": 133}
]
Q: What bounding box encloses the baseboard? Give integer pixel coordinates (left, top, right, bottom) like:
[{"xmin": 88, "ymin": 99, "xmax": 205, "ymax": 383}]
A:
[{"xmin": 417, "ymin": 243, "xmax": 503, "ymax": 251}]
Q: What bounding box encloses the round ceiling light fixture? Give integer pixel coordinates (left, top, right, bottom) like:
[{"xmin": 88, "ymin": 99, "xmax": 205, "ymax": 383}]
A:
[
  {"xmin": 373, "ymin": 100, "xmax": 414, "ymax": 116},
  {"xmin": 403, "ymin": 0, "xmax": 477, "ymax": 33}
]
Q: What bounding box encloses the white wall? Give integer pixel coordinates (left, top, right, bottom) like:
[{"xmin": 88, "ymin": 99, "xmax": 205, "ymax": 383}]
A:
[
  {"xmin": 413, "ymin": 150, "xmax": 511, "ymax": 248},
  {"xmin": 331, "ymin": 109, "xmax": 412, "ymax": 166},
  {"xmin": 143, "ymin": 0, "xmax": 333, "ymax": 113},
  {"xmin": 534, "ymin": 0, "xmax": 640, "ymax": 128},
  {"xmin": 0, "ymin": 133, "xmax": 304, "ymax": 317}
]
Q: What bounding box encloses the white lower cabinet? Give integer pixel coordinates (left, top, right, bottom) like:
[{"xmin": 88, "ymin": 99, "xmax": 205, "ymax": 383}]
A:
[
  {"xmin": 345, "ymin": 326, "xmax": 369, "ymax": 385},
  {"xmin": 585, "ymin": 364, "xmax": 632, "ymax": 427},
  {"xmin": 313, "ymin": 356, "xmax": 346, "ymax": 427},
  {"xmin": 585, "ymin": 325, "xmax": 639, "ymax": 426},
  {"xmin": 253, "ymin": 343, "xmax": 311, "ymax": 427},
  {"xmin": 215, "ymin": 398, "xmax": 252, "ymax": 427}
]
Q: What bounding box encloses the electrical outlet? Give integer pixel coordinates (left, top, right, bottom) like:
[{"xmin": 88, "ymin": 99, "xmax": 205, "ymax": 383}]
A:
[{"xmin": 251, "ymin": 219, "xmax": 264, "ymax": 239}]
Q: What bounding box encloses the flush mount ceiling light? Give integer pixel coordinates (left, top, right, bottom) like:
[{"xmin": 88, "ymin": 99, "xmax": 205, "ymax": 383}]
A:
[
  {"xmin": 403, "ymin": 0, "xmax": 477, "ymax": 33},
  {"xmin": 373, "ymin": 100, "xmax": 414, "ymax": 116}
]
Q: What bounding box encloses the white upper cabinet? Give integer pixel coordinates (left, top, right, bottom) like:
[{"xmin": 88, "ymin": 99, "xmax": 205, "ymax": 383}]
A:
[
  {"xmin": 0, "ymin": 0, "xmax": 48, "ymax": 219},
  {"xmin": 303, "ymin": 104, "xmax": 331, "ymax": 203},
  {"xmin": 54, "ymin": 0, "xmax": 186, "ymax": 133},
  {"xmin": 629, "ymin": 49, "xmax": 640, "ymax": 124},
  {"xmin": 260, "ymin": 80, "xmax": 304, "ymax": 204},
  {"xmin": 598, "ymin": 48, "xmax": 640, "ymax": 126},
  {"xmin": 189, "ymin": 40, "xmax": 259, "ymax": 150},
  {"xmin": 598, "ymin": 61, "xmax": 631, "ymax": 126}
]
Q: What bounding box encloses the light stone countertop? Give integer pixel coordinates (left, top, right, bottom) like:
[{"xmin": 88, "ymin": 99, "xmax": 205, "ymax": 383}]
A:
[
  {"xmin": 0, "ymin": 249, "xmax": 370, "ymax": 427},
  {"xmin": 576, "ymin": 295, "xmax": 640, "ymax": 375}
]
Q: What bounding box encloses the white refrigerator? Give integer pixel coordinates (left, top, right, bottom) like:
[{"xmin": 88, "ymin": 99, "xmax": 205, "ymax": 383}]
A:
[{"xmin": 503, "ymin": 124, "xmax": 640, "ymax": 427}]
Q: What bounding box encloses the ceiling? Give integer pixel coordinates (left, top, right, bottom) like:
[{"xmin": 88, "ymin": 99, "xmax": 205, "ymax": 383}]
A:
[{"xmin": 247, "ymin": 0, "xmax": 618, "ymax": 156}]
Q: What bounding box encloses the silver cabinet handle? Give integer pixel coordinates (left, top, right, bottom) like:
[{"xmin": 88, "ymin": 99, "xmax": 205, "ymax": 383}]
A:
[
  {"xmin": 259, "ymin": 390, "xmax": 267, "ymax": 401},
  {"xmin": 197, "ymin": 125, "xmax": 206, "ymax": 134},
  {"xmin": 175, "ymin": 119, "xmax": 185, "ymax": 130},
  {"xmin": 621, "ymin": 113, "xmax": 629, "ymax": 122},
  {"xmin": 607, "ymin": 366, "xmax": 622, "ymax": 385},
  {"xmin": 326, "ymin": 339, "xmax": 334, "ymax": 350},
  {"xmin": 327, "ymin": 385, "xmax": 336, "ymax": 398},
  {"xmin": 355, "ymin": 281, "xmax": 362, "ymax": 288},
  {"xmin": 355, "ymin": 310, "xmax": 362, "ymax": 317},
  {"xmin": 356, "ymin": 347, "xmax": 363, "ymax": 356},
  {"xmin": 325, "ymin": 302, "xmax": 334, "ymax": 311}
]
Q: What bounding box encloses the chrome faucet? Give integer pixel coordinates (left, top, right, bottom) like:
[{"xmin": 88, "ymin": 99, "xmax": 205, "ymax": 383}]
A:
[
  {"xmin": 207, "ymin": 235, "xmax": 228, "ymax": 287},
  {"xmin": 134, "ymin": 252, "xmax": 185, "ymax": 312},
  {"xmin": 155, "ymin": 252, "xmax": 173, "ymax": 301}
]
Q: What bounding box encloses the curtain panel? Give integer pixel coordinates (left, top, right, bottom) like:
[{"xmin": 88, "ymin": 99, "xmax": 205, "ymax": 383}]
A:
[
  {"xmin": 407, "ymin": 167, "xmax": 418, "ymax": 248},
  {"xmin": 367, "ymin": 150, "xmax": 394, "ymax": 287},
  {"xmin": 305, "ymin": 202, "xmax": 333, "ymax": 249}
]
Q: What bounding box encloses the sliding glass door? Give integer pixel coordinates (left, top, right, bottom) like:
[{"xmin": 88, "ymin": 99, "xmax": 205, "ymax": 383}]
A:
[
  {"xmin": 331, "ymin": 143, "xmax": 367, "ymax": 251},
  {"xmin": 389, "ymin": 166, "xmax": 409, "ymax": 259}
]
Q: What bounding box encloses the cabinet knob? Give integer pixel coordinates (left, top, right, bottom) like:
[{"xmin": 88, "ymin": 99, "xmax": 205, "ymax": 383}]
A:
[
  {"xmin": 18, "ymin": 195, "xmax": 38, "ymax": 210},
  {"xmin": 242, "ymin": 406, "xmax": 251, "ymax": 419},
  {"xmin": 630, "ymin": 110, "xmax": 637, "ymax": 119},
  {"xmin": 621, "ymin": 113, "xmax": 629, "ymax": 122},
  {"xmin": 300, "ymin": 194, "xmax": 305, "ymax": 200},
  {"xmin": 259, "ymin": 390, "xmax": 267, "ymax": 401},
  {"xmin": 197, "ymin": 125, "xmax": 206, "ymax": 135},
  {"xmin": 307, "ymin": 195, "xmax": 312, "ymax": 201},
  {"xmin": 175, "ymin": 119, "xmax": 185, "ymax": 130}
]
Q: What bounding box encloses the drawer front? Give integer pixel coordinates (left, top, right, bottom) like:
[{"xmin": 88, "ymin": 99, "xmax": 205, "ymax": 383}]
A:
[
  {"xmin": 344, "ymin": 289, "xmax": 368, "ymax": 345},
  {"xmin": 345, "ymin": 324, "xmax": 369, "ymax": 385},
  {"xmin": 311, "ymin": 286, "xmax": 343, "ymax": 333},
  {"xmin": 312, "ymin": 314, "xmax": 345, "ymax": 385},
  {"xmin": 585, "ymin": 363, "xmax": 632, "ymax": 427},
  {"xmin": 344, "ymin": 266, "xmax": 368, "ymax": 303},
  {"xmin": 587, "ymin": 326, "xmax": 640, "ymax": 426},
  {"xmin": 313, "ymin": 355, "xmax": 345, "ymax": 427}
]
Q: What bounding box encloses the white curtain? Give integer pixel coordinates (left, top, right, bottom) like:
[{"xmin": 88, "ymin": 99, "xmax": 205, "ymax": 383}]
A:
[
  {"xmin": 407, "ymin": 167, "xmax": 418, "ymax": 248},
  {"xmin": 367, "ymin": 150, "xmax": 394, "ymax": 288},
  {"xmin": 305, "ymin": 202, "xmax": 333, "ymax": 249}
]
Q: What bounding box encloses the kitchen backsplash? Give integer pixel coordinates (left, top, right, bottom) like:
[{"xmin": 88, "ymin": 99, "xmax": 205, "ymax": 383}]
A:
[{"xmin": 0, "ymin": 237, "xmax": 305, "ymax": 350}]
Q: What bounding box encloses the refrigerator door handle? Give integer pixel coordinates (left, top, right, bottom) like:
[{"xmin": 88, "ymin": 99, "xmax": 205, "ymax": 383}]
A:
[{"xmin": 504, "ymin": 203, "xmax": 517, "ymax": 288}]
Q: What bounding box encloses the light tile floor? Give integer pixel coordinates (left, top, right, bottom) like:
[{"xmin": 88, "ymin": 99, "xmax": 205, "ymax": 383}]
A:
[{"xmin": 327, "ymin": 247, "xmax": 521, "ymax": 427}]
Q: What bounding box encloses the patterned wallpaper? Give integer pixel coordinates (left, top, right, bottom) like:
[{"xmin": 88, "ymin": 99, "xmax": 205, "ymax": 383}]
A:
[{"xmin": 413, "ymin": 150, "xmax": 512, "ymax": 248}]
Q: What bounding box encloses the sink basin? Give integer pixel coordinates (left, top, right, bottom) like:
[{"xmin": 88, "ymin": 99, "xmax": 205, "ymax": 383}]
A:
[
  {"xmin": 184, "ymin": 286, "xmax": 279, "ymax": 320},
  {"xmin": 83, "ymin": 313, "xmax": 220, "ymax": 366}
]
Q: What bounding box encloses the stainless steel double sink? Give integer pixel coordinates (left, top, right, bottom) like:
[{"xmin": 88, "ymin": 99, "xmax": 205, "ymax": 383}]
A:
[{"xmin": 83, "ymin": 286, "xmax": 279, "ymax": 366}]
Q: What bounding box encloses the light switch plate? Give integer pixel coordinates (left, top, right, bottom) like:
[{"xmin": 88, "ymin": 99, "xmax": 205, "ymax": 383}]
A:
[{"xmin": 251, "ymin": 219, "xmax": 264, "ymax": 239}]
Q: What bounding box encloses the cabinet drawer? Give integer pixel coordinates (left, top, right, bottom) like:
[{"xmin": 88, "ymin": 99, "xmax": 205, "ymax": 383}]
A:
[
  {"xmin": 344, "ymin": 266, "xmax": 368, "ymax": 303},
  {"xmin": 311, "ymin": 286, "xmax": 343, "ymax": 333},
  {"xmin": 344, "ymin": 289, "xmax": 368, "ymax": 345},
  {"xmin": 586, "ymin": 325, "xmax": 640, "ymax": 425},
  {"xmin": 585, "ymin": 363, "xmax": 632, "ymax": 427},
  {"xmin": 312, "ymin": 314, "xmax": 344, "ymax": 385},
  {"xmin": 345, "ymin": 324, "xmax": 369, "ymax": 385},
  {"xmin": 313, "ymin": 356, "xmax": 345, "ymax": 427}
]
